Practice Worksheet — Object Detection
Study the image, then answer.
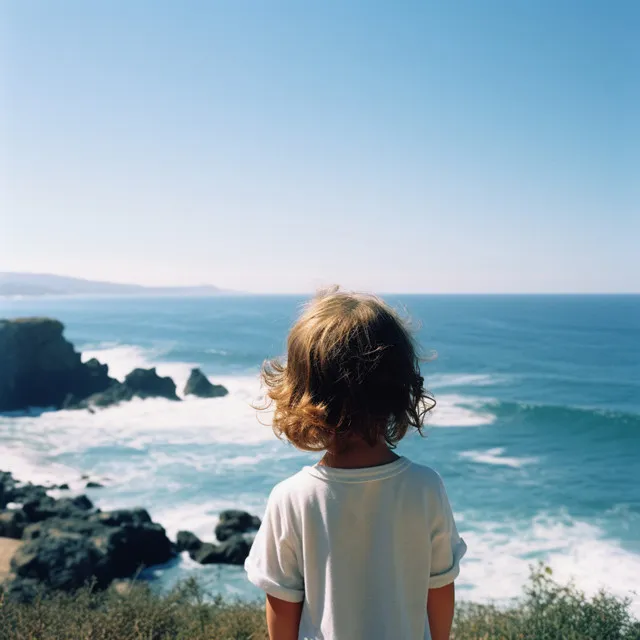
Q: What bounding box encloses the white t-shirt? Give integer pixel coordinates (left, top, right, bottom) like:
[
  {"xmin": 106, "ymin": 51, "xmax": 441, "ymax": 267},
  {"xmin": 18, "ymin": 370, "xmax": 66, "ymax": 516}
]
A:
[{"xmin": 245, "ymin": 456, "xmax": 466, "ymax": 640}]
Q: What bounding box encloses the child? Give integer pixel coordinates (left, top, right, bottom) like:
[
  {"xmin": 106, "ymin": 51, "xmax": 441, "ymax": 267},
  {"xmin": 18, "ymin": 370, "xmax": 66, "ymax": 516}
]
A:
[{"xmin": 245, "ymin": 289, "xmax": 466, "ymax": 640}]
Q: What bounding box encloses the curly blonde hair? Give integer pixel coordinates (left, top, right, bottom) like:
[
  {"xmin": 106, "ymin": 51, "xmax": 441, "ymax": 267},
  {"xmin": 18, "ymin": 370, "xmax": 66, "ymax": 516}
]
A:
[{"xmin": 260, "ymin": 288, "xmax": 435, "ymax": 452}]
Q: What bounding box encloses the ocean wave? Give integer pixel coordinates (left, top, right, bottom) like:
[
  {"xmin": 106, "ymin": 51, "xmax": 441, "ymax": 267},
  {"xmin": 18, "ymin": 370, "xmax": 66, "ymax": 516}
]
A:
[
  {"xmin": 427, "ymin": 394, "xmax": 496, "ymax": 427},
  {"xmin": 0, "ymin": 446, "xmax": 79, "ymax": 488},
  {"xmin": 428, "ymin": 373, "xmax": 512, "ymax": 389},
  {"xmin": 483, "ymin": 398, "xmax": 640, "ymax": 430},
  {"xmin": 459, "ymin": 513, "xmax": 640, "ymax": 616},
  {"xmin": 459, "ymin": 447, "xmax": 538, "ymax": 468}
]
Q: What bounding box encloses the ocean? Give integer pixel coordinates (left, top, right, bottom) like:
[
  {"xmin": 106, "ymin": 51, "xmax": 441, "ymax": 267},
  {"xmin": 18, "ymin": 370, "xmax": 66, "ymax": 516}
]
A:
[{"xmin": 1, "ymin": 294, "xmax": 639, "ymax": 611}]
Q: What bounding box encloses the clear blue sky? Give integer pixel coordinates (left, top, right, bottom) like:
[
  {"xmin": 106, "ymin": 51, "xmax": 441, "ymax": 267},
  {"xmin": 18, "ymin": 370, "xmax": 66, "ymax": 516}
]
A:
[{"xmin": 1, "ymin": 1, "xmax": 638, "ymax": 293}]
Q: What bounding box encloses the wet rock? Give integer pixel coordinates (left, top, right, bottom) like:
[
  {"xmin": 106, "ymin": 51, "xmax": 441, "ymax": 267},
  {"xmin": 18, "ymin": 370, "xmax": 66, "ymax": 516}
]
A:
[
  {"xmin": 0, "ymin": 510, "xmax": 27, "ymax": 539},
  {"xmin": 22, "ymin": 495, "xmax": 93, "ymax": 523},
  {"xmin": 69, "ymin": 368, "xmax": 180, "ymax": 410},
  {"xmin": 176, "ymin": 530, "xmax": 202, "ymax": 553},
  {"xmin": 0, "ymin": 470, "xmax": 174, "ymax": 601},
  {"xmin": 90, "ymin": 509, "xmax": 151, "ymax": 527},
  {"xmin": 8, "ymin": 511, "xmax": 172, "ymax": 599},
  {"xmin": 23, "ymin": 517, "xmax": 100, "ymax": 541},
  {"xmin": 124, "ymin": 368, "xmax": 179, "ymax": 401},
  {"xmin": 184, "ymin": 368, "xmax": 229, "ymax": 399},
  {"xmin": 95, "ymin": 522, "xmax": 172, "ymax": 578},
  {"xmin": 11, "ymin": 531, "xmax": 106, "ymax": 592},
  {"xmin": 0, "ymin": 318, "xmax": 116, "ymax": 412},
  {"xmin": 189, "ymin": 536, "xmax": 250, "ymax": 566},
  {"xmin": 215, "ymin": 510, "xmax": 261, "ymax": 542}
]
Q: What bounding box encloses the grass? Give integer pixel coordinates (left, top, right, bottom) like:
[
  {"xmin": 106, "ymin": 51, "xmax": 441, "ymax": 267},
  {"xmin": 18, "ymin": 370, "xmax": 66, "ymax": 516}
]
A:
[{"xmin": 0, "ymin": 567, "xmax": 638, "ymax": 640}]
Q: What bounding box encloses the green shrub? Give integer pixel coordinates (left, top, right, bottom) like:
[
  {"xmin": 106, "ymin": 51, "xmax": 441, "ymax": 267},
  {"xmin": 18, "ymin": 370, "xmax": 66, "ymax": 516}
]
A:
[
  {"xmin": 452, "ymin": 566, "xmax": 640, "ymax": 640},
  {"xmin": 0, "ymin": 567, "xmax": 637, "ymax": 639}
]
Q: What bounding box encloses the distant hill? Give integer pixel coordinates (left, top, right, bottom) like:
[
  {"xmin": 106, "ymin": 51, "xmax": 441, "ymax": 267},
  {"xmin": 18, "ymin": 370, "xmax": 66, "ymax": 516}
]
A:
[{"xmin": 0, "ymin": 273, "xmax": 231, "ymax": 297}]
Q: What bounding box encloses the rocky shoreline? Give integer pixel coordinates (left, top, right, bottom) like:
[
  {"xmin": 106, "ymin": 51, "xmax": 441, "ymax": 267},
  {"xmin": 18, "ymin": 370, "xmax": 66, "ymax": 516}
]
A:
[
  {"xmin": 0, "ymin": 316, "xmax": 258, "ymax": 602},
  {"xmin": 0, "ymin": 469, "xmax": 261, "ymax": 602},
  {"xmin": 0, "ymin": 317, "xmax": 228, "ymax": 413}
]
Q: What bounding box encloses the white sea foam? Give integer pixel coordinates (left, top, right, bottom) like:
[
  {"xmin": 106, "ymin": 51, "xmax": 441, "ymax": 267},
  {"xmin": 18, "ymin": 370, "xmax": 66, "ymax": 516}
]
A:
[
  {"xmin": 458, "ymin": 515, "xmax": 640, "ymax": 616},
  {"xmin": 0, "ymin": 445, "xmax": 79, "ymax": 487},
  {"xmin": 459, "ymin": 447, "xmax": 538, "ymax": 468},
  {"xmin": 427, "ymin": 395, "xmax": 496, "ymax": 427},
  {"xmin": 428, "ymin": 373, "xmax": 512, "ymax": 389}
]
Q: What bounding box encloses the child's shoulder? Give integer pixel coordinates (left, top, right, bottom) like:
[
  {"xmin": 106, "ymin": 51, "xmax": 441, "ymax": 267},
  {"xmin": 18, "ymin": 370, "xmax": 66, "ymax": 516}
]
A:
[
  {"xmin": 269, "ymin": 467, "xmax": 315, "ymax": 500},
  {"xmin": 404, "ymin": 459, "xmax": 445, "ymax": 488}
]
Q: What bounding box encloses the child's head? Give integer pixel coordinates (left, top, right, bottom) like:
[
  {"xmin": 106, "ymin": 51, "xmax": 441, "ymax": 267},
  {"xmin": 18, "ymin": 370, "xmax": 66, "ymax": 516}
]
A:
[{"xmin": 261, "ymin": 288, "xmax": 434, "ymax": 452}]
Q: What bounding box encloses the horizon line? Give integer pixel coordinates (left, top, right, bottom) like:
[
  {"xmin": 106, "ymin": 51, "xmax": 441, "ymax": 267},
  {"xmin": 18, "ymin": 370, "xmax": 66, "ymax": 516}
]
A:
[{"xmin": 1, "ymin": 271, "xmax": 638, "ymax": 296}]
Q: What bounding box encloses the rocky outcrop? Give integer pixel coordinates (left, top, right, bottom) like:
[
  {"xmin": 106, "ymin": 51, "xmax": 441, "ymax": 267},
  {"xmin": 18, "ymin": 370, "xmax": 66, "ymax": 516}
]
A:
[
  {"xmin": 1, "ymin": 471, "xmax": 259, "ymax": 600},
  {"xmin": 214, "ymin": 510, "xmax": 261, "ymax": 542},
  {"xmin": 190, "ymin": 537, "xmax": 250, "ymax": 565},
  {"xmin": 175, "ymin": 510, "xmax": 262, "ymax": 567},
  {"xmin": 178, "ymin": 510, "xmax": 261, "ymax": 567},
  {"xmin": 0, "ymin": 319, "xmax": 115, "ymax": 412},
  {"xmin": 65, "ymin": 367, "xmax": 180, "ymax": 410},
  {"xmin": 0, "ymin": 317, "xmax": 228, "ymax": 412},
  {"xmin": 124, "ymin": 368, "xmax": 179, "ymax": 400},
  {"xmin": 184, "ymin": 368, "xmax": 228, "ymax": 399},
  {"xmin": 176, "ymin": 530, "xmax": 202, "ymax": 553},
  {"xmin": 0, "ymin": 471, "xmax": 173, "ymax": 601},
  {"xmin": 0, "ymin": 510, "xmax": 27, "ymax": 539}
]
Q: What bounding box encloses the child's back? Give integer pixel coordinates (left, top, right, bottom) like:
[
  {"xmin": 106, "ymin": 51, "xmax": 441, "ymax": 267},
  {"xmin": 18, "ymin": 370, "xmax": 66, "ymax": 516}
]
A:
[{"xmin": 245, "ymin": 289, "xmax": 466, "ymax": 640}]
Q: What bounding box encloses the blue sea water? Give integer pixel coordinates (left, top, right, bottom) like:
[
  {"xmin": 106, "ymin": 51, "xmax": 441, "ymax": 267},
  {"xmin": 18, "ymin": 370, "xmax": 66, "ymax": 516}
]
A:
[{"xmin": 1, "ymin": 294, "xmax": 639, "ymax": 610}]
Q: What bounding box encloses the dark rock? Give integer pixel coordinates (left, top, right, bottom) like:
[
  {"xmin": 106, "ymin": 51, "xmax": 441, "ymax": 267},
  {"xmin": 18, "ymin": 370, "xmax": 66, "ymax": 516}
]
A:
[
  {"xmin": 65, "ymin": 383, "xmax": 132, "ymax": 410},
  {"xmin": 11, "ymin": 531, "xmax": 106, "ymax": 591},
  {"xmin": 10, "ymin": 483, "xmax": 48, "ymax": 506},
  {"xmin": 189, "ymin": 542, "xmax": 217, "ymax": 564},
  {"xmin": 176, "ymin": 530, "xmax": 202, "ymax": 553},
  {"xmin": 57, "ymin": 483, "xmax": 70, "ymax": 490},
  {"xmin": 0, "ymin": 509, "xmax": 27, "ymax": 538},
  {"xmin": 124, "ymin": 368, "xmax": 179, "ymax": 401},
  {"xmin": 184, "ymin": 368, "xmax": 229, "ymax": 399},
  {"xmin": 23, "ymin": 517, "xmax": 101, "ymax": 541},
  {"xmin": 0, "ymin": 317, "xmax": 183, "ymax": 412},
  {"xmin": 85, "ymin": 481, "xmax": 104, "ymax": 489},
  {"xmin": 93, "ymin": 522, "xmax": 173, "ymax": 578},
  {"xmin": 69, "ymin": 368, "xmax": 180, "ymax": 410},
  {"xmin": 0, "ymin": 470, "xmax": 173, "ymax": 599},
  {"xmin": 215, "ymin": 510, "xmax": 261, "ymax": 542},
  {"xmin": 0, "ymin": 318, "xmax": 116, "ymax": 412},
  {"xmin": 90, "ymin": 508, "xmax": 151, "ymax": 527},
  {"xmin": 189, "ymin": 535, "xmax": 250, "ymax": 566},
  {"xmin": 69, "ymin": 495, "xmax": 94, "ymax": 510},
  {"xmin": 0, "ymin": 471, "xmax": 16, "ymax": 508},
  {"xmin": 22, "ymin": 495, "xmax": 93, "ymax": 523},
  {"xmin": 22, "ymin": 496, "xmax": 58, "ymax": 522},
  {"xmin": 11, "ymin": 510, "xmax": 173, "ymax": 597}
]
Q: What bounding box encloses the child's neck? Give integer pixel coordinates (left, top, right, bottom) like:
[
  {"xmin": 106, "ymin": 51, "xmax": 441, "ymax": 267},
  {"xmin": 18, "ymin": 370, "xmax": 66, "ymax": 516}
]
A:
[{"xmin": 319, "ymin": 440, "xmax": 400, "ymax": 469}]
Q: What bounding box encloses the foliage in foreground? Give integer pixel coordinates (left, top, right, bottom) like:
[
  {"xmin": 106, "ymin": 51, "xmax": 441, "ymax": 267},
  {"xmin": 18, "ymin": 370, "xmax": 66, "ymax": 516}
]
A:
[{"xmin": 0, "ymin": 567, "xmax": 638, "ymax": 640}]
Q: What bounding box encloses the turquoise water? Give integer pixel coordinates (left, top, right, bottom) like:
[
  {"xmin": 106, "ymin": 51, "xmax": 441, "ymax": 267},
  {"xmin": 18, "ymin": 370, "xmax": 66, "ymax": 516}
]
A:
[{"xmin": 1, "ymin": 295, "xmax": 639, "ymax": 609}]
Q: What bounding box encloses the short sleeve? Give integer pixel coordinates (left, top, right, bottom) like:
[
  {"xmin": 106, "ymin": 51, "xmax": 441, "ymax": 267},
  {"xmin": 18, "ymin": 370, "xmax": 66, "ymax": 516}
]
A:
[
  {"xmin": 429, "ymin": 476, "xmax": 467, "ymax": 589},
  {"xmin": 244, "ymin": 487, "xmax": 304, "ymax": 603}
]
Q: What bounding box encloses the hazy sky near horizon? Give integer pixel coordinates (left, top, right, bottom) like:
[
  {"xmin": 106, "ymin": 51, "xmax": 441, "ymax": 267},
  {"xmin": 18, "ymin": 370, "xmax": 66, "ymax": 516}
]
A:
[{"xmin": 1, "ymin": 1, "xmax": 638, "ymax": 294}]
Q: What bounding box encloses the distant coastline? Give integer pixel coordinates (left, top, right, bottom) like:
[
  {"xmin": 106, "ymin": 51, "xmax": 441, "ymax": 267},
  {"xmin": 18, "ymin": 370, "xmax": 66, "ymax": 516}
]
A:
[{"xmin": 0, "ymin": 272, "xmax": 234, "ymax": 297}]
